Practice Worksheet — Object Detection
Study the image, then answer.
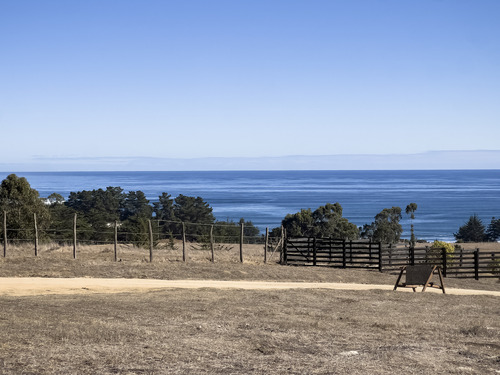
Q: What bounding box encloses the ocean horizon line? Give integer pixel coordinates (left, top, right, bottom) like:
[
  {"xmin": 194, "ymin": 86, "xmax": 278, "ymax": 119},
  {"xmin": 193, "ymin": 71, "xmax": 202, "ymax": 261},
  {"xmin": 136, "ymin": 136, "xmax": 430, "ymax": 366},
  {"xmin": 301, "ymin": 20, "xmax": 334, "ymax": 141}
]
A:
[{"xmin": 2, "ymin": 168, "xmax": 500, "ymax": 174}]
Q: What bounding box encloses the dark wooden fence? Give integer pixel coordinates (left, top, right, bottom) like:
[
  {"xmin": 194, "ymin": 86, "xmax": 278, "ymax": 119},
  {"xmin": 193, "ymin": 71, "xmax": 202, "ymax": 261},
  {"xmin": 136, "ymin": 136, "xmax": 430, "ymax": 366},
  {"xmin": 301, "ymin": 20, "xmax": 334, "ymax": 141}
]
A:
[
  {"xmin": 284, "ymin": 238, "xmax": 382, "ymax": 270},
  {"xmin": 284, "ymin": 237, "xmax": 500, "ymax": 280},
  {"xmin": 381, "ymin": 245, "xmax": 500, "ymax": 279}
]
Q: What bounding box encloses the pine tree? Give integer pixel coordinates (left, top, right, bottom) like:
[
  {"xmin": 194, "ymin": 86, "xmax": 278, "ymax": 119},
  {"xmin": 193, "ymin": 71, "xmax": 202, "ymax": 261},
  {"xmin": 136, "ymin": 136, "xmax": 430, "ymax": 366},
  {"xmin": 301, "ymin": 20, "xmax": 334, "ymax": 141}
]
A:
[
  {"xmin": 486, "ymin": 217, "xmax": 500, "ymax": 242},
  {"xmin": 454, "ymin": 215, "xmax": 487, "ymax": 242},
  {"xmin": 0, "ymin": 174, "xmax": 50, "ymax": 240}
]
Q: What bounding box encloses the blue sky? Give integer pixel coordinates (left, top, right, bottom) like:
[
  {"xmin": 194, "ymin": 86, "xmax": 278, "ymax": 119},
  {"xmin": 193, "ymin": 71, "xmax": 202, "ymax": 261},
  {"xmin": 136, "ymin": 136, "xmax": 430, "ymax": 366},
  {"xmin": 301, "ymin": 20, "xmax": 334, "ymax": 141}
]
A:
[{"xmin": 1, "ymin": 0, "xmax": 499, "ymax": 170}]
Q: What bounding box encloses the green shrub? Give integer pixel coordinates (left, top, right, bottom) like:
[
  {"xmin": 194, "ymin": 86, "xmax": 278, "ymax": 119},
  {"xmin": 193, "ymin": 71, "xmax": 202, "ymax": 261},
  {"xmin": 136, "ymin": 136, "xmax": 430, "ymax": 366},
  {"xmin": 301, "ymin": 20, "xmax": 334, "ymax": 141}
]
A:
[{"xmin": 426, "ymin": 240, "xmax": 455, "ymax": 264}]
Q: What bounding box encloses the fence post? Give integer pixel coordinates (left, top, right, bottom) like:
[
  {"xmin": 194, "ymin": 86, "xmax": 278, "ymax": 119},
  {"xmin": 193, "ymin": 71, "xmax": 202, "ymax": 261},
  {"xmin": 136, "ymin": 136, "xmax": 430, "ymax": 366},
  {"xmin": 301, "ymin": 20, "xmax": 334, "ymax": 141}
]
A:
[
  {"xmin": 280, "ymin": 226, "xmax": 286, "ymax": 264},
  {"xmin": 239, "ymin": 222, "xmax": 244, "ymax": 263},
  {"xmin": 441, "ymin": 247, "xmax": 447, "ymax": 277},
  {"xmin": 313, "ymin": 237, "xmax": 317, "ymax": 266},
  {"xmin": 114, "ymin": 220, "xmax": 118, "ymax": 262},
  {"xmin": 73, "ymin": 213, "xmax": 77, "ymax": 259},
  {"xmin": 182, "ymin": 222, "xmax": 187, "ymax": 262},
  {"xmin": 410, "ymin": 244, "xmax": 415, "ymax": 266},
  {"xmin": 349, "ymin": 240, "xmax": 353, "ymax": 263},
  {"xmin": 378, "ymin": 242, "xmax": 383, "ymax": 272},
  {"xmin": 388, "ymin": 243, "xmax": 393, "ymax": 265},
  {"xmin": 342, "ymin": 239, "xmax": 346, "ymax": 268},
  {"xmin": 264, "ymin": 227, "xmax": 269, "ymax": 264},
  {"xmin": 329, "ymin": 236, "xmax": 332, "ymax": 264},
  {"xmin": 210, "ymin": 225, "xmax": 215, "ymax": 263},
  {"xmin": 474, "ymin": 249, "xmax": 479, "ymax": 280},
  {"xmin": 148, "ymin": 220, "xmax": 153, "ymax": 263},
  {"xmin": 34, "ymin": 213, "xmax": 39, "ymax": 257},
  {"xmin": 3, "ymin": 211, "xmax": 7, "ymax": 257}
]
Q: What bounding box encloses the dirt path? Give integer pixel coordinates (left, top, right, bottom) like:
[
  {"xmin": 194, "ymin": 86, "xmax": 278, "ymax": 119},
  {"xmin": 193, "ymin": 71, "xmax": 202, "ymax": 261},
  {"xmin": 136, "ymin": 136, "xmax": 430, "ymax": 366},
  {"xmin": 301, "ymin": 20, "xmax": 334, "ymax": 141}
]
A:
[{"xmin": 1, "ymin": 277, "xmax": 499, "ymax": 297}]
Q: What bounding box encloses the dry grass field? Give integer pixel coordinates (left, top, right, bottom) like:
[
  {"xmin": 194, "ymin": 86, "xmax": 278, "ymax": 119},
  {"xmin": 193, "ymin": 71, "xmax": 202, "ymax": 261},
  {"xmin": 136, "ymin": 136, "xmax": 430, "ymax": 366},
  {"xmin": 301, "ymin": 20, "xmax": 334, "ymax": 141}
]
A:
[
  {"xmin": 1, "ymin": 289, "xmax": 499, "ymax": 374},
  {"xmin": 0, "ymin": 242, "xmax": 499, "ymax": 374}
]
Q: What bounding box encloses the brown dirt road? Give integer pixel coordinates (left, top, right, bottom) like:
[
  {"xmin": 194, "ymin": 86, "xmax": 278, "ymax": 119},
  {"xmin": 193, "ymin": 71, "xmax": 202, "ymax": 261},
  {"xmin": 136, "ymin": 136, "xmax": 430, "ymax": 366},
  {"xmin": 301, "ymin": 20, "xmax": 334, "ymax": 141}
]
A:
[{"xmin": 1, "ymin": 277, "xmax": 499, "ymax": 297}]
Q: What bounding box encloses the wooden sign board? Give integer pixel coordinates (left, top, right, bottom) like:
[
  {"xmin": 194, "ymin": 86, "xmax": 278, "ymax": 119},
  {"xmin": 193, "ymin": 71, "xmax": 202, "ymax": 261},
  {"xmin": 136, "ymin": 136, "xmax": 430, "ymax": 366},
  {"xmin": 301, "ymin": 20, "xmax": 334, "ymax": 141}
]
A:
[
  {"xmin": 406, "ymin": 265, "xmax": 435, "ymax": 285},
  {"xmin": 394, "ymin": 265, "xmax": 446, "ymax": 293}
]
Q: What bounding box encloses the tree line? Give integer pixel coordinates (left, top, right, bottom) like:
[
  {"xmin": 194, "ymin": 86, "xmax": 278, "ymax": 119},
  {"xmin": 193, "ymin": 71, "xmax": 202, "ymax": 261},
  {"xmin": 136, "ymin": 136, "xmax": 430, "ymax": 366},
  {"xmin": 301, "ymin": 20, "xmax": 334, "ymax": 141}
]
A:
[
  {"xmin": 0, "ymin": 174, "xmax": 498, "ymax": 245},
  {"xmin": 454, "ymin": 214, "xmax": 500, "ymax": 243},
  {"xmin": 278, "ymin": 201, "xmax": 500, "ymax": 243},
  {"xmin": 273, "ymin": 204, "xmax": 413, "ymax": 244},
  {"xmin": 0, "ymin": 174, "xmax": 259, "ymax": 244}
]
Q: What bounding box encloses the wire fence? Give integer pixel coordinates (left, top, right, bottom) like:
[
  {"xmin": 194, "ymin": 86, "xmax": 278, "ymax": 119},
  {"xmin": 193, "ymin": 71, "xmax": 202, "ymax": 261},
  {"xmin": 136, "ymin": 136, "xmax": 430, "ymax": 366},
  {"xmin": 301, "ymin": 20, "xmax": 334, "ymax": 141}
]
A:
[
  {"xmin": 5, "ymin": 211, "xmax": 498, "ymax": 279},
  {"xmin": 0, "ymin": 213, "xmax": 284, "ymax": 263}
]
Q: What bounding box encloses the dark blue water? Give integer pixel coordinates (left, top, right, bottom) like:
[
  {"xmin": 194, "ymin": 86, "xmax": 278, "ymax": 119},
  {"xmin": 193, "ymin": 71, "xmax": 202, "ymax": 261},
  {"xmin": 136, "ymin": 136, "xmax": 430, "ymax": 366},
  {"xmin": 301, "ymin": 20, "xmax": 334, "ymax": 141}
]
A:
[{"xmin": 2, "ymin": 170, "xmax": 499, "ymax": 241}]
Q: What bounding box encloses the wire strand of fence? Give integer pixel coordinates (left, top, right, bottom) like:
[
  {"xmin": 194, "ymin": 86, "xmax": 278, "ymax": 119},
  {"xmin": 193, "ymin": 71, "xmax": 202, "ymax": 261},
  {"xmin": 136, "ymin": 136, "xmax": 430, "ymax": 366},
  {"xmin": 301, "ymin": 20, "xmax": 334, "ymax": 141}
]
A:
[
  {"xmin": 153, "ymin": 219, "xmax": 265, "ymax": 229},
  {"xmin": 0, "ymin": 214, "xmax": 286, "ymax": 264}
]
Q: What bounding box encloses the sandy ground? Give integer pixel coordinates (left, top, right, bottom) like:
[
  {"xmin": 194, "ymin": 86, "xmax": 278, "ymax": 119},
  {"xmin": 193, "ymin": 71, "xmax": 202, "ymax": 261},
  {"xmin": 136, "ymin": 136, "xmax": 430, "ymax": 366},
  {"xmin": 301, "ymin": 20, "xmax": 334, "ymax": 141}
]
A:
[{"xmin": 1, "ymin": 277, "xmax": 499, "ymax": 297}]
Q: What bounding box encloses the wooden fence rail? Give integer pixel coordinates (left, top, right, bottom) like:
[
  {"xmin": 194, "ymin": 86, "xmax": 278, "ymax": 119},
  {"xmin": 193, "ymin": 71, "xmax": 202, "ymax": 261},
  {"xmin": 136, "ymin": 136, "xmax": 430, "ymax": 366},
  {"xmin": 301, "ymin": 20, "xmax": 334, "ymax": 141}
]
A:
[
  {"xmin": 284, "ymin": 237, "xmax": 500, "ymax": 280},
  {"xmin": 284, "ymin": 238, "xmax": 382, "ymax": 271}
]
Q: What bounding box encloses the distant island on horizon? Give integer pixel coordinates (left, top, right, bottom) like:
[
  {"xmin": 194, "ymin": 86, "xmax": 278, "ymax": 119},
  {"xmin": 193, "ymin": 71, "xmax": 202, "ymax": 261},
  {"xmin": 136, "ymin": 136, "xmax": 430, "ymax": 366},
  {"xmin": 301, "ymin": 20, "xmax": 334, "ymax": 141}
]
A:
[{"xmin": 1, "ymin": 150, "xmax": 499, "ymax": 172}]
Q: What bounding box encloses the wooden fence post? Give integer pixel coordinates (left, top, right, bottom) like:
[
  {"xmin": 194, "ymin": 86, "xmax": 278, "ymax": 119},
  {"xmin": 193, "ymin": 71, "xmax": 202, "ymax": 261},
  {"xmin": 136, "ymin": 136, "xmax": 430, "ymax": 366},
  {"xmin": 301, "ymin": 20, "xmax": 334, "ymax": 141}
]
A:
[
  {"xmin": 239, "ymin": 222, "xmax": 244, "ymax": 263},
  {"xmin": 210, "ymin": 225, "xmax": 215, "ymax": 263},
  {"xmin": 313, "ymin": 237, "xmax": 317, "ymax": 266},
  {"xmin": 410, "ymin": 244, "xmax": 415, "ymax": 266},
  {"xmin": 388, "ymin": 243, "xmax": 393, "ymax": 265},
  {"xmin": 474, "ymin": 249, "xmax": 479, "ymax": 280},
  {"xmin": 279, "ymin": 225, "xmax": 286, "ymax": 264},
  {"xmin": 264, "ymin": 227, "xmax": 269, "ymax": 264},
  {"xmin": 73, "ymin": 213, "xmax": 77, "ymax": 259},
  {"xmin": 328, "ymin": 237, "xmax": 332, "ymax": 264},
  {"xmin": 307, "ymin": 237, "xmax": 311, "ymax": 258},
  {"xmin": 378, "ymin": 242, "xmax": 383, "ymax": 272},
  {"xmin": 148, "ymin": 220, "xmax": 153, "ymax": 262},
  {"xmin": 182, "ymin": 222, "xmax": 187, "ymax": 262},
  {"xmin": 282, "ymin": 227, "xmax": 287, "ymax": 265},
  {"xmin": 3, "ymin": 211, "xmax": 7, "ymax": 257},
  {"xmin": 34, "ymin": 213, "xmax": 39, "ymax": 256},
  {"xmin": 114, "ymin": 221, "xmax": 118, "ymax": 262},
  {"xmin": 342, "ymin": 239, "xmax": 346, "ymax": 268},
  {"xmin": 441, "ymin": 247, "xmax": 447, "ymax": 277}
]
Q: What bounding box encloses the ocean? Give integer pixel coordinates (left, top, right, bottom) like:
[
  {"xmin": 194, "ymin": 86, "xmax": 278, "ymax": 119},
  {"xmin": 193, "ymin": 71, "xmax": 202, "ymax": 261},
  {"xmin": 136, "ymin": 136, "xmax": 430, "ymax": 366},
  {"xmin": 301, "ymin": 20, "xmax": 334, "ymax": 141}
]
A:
[{"xmin": 1, "ymin": 170, "xmax": 499, "ymax": 241}]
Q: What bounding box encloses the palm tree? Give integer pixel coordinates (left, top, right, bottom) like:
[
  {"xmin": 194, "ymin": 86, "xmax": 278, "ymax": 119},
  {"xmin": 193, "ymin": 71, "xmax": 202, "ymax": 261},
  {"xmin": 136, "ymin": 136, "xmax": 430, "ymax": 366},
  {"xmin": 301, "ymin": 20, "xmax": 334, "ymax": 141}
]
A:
[{"xmin": 405, "ymin": 203, "xmax": 418, "ymax": 247}]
